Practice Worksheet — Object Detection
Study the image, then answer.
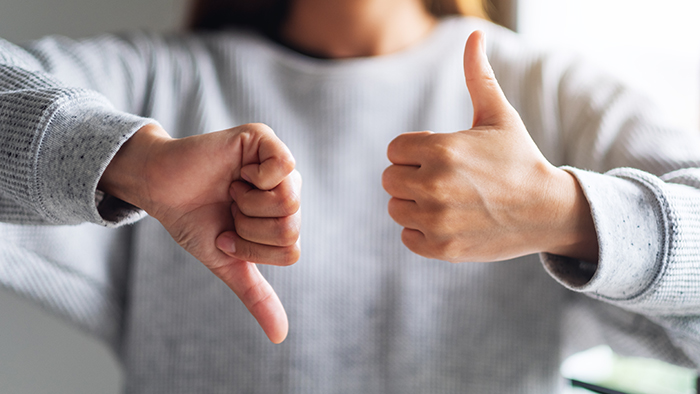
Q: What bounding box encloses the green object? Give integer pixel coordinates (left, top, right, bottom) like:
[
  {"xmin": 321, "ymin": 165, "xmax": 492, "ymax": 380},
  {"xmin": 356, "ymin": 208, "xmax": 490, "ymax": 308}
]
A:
[
  {"xmin": 597, "ymin": 353, "xmax": 696, "ymax": 394},
  {"xmin": 562, "ymin": 346, "xmax": 697, "ymax": 394}
]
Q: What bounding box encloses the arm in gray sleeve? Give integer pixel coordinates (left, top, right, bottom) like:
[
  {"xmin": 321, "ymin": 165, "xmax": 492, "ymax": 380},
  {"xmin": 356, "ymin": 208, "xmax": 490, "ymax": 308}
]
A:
[
  {"xmin": 0, "ymin": 34, "xmax": 161, "ymax": 226},
  {"xmin": 533, "ymin": 53, "xmax": 700, "ymax": 366},
  {"xmin": 485, "ymin": 25, "xmax": 700, "ymax": 366}
]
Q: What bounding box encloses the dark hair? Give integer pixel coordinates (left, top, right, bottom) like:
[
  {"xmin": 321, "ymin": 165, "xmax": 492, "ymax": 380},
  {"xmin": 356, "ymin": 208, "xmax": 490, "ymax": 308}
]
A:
[{"xmin": 188, "ymin": 0, "xmax": 488, "ymax": 33}]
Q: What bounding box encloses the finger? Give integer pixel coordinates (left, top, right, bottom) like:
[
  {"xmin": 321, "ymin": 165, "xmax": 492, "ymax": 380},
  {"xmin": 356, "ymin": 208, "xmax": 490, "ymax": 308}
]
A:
[
  {"xmin": 216, "ymin": 230, "xmax": 301, "ymax": 267},
  {"xmin": 231, "ymin": 170, "xmax": 301, "ymax": 217},
  {"xmin": 386, "ymin": 131, "xmax": 433, "ymax": 165},
  {"xmin": 387, "ymin": 197, "xmax": 422, "ymax": 230},
  {"xmin": 239, "ymin": 123, "xmax": 296, "ymax": 191},
  {"xmin": 401, "ymin": 228, "xmax": 458, "ymax": 262},
  {"xmin": 382, "ymin": 164, "xmax": 421, "ymax": 200},
  {"xmin": 463, "ymin": 30, "xmax": 514, "ymax": 128},
  {"xmin": 232, "ymin": 204, "xmax": 301, "ymax": 247},
  {"xmin": 400, "ymin": 228, "xmax": 431, "ymax": 258},
  {"xmin": 209, "ymin": 260, "xmax": 288, "ymax": 344}
]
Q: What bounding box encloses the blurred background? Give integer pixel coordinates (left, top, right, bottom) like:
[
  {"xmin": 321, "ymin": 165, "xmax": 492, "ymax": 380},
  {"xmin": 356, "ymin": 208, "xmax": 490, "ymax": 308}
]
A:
[
  {"xmin": 518, "ymin": 0, "xmax": 700, "ymax": 133},
  {"xmin": 0, "ymin": 2, "xmax": 187, "ymax": 393},
  {"xmin": 0, "ymin": 0, "xmax": 698, "ymax": 393}
]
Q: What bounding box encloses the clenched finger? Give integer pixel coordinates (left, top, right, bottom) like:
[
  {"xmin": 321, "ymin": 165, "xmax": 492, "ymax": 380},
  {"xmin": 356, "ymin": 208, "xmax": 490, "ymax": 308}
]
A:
[
  {"xmin": 232, "ymin": 170, "xmax": 301, "ymax": 217},
  {"xmin": 216, "ymin": 230, "xmax": 300, "ymax": 267},
  {"xmin": 382, "ymin": 164, "xmax": 421, "ymax": 200},
  {"xmin": 232, "ymin": 204, "xmax": 301, "ymax": 247},
  {"xmin": 387, "ymin": 131, "xmax": 432, "ymax": 165},
  {"xmin": 387, "ymin": 197, "xmax": 422, "ymax": 230}
]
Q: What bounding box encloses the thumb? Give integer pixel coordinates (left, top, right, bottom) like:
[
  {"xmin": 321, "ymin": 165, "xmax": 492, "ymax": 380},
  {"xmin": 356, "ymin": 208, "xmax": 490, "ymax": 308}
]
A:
[
  {"xmin": 211, "ymin": 259, "xmax": 289, "ymax": 344},
  {"xmin": 463, "ymin": 30, "xmax": 513, "ymax": 128}
]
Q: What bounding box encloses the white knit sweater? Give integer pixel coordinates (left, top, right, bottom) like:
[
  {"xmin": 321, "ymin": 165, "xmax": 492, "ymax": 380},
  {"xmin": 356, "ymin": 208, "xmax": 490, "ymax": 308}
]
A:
[{"xmin": 1, "ymin": 17, "xmax": 700, "ymax": 393}]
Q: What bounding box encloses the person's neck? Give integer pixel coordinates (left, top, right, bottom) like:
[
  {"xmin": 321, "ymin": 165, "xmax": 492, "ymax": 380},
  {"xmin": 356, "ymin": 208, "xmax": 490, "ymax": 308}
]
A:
[{"xmin": 278, "ymin": 0, "xmax": 437, "ymax": 59}]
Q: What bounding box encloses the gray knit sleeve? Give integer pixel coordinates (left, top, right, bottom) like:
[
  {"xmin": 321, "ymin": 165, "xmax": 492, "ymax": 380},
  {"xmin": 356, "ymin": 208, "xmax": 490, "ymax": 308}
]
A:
[
  {"xmin": 522, "ymin": 51, "xmax": 700, "ymax": 364},
  {"xmin": 0, "ymin": 36, "xmax": 156, "ymax": 226},
  {"xmin": 484, "ymin": 23, "xmax": 700, "ymax": 364},
  {"xmin": 541, "ymin": 166, "xmax": 700, "ymax": 365},
  {"xmin": 542, "ymin": 166, "xmax": 700, "ymax": 314}
]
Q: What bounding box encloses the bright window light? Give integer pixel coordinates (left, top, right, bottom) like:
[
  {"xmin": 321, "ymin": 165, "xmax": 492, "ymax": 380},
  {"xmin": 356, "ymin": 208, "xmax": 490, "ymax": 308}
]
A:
[{"xmin": 518, "ymin": 0, "xmax": 700, "ymax": 132}]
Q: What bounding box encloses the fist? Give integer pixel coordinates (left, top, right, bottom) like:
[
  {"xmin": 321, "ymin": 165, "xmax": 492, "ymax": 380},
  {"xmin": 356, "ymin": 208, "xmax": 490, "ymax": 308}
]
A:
[{"xmin": 382, "ymin": 31, "xmax": 596, "ymax": 263}]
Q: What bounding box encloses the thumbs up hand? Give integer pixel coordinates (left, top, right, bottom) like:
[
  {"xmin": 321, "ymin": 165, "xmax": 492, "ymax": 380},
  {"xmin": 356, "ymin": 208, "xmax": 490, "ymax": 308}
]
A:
[{"xmin": 382, "ymin": 31, "xmax": 598, "ymax": 263}]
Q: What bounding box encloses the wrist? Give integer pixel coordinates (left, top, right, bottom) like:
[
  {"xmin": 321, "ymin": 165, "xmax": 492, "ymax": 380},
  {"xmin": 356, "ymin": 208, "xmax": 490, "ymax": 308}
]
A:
[
  {"xmin": 98, "ymin": 123, "xmax": 171, "ymax": 211},
  {"xmin": 541, "ymin": 167, "xmax": 599, "ymax": 263}
]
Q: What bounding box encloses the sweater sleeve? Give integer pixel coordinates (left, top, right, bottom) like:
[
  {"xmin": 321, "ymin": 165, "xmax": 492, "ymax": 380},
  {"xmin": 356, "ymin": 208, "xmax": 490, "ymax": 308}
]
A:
[
  {"xmin": 0, "ymin": 35, "xmax": 158, "ymax": 226},
  {"xmin": 542, "ymin": 166, "xmax": 700, "ymax": 313},
  {"xmin": 482, "ymin": 22, "xmax": 700, "ymax": 365},
  {"xmin": 541, "ymin": 167, "xmax": 700, "ymax": 365},
  {"xmin": 528, "ymin": 51, "xmax": 700, "ymax": 364}
]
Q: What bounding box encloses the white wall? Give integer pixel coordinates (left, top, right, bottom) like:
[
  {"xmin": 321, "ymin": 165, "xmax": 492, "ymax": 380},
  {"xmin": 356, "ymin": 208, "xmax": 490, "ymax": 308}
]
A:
[
  {"xmin": 0, "ymin": 1, "xmax": 186, "ymax": 393},
  {"xmin": 518, "ymin": 0, "xmax": 700, "ymax": 132},
  {"xmin": 0, "ymin": 0, "xmax": 187, "ymax": 42}
]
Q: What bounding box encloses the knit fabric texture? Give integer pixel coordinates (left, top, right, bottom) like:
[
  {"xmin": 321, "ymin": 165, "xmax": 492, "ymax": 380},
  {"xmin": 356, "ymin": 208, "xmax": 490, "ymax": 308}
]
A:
[{"xmin": 1, "ymin": 17, "xmax": 700, "ymax": 393}]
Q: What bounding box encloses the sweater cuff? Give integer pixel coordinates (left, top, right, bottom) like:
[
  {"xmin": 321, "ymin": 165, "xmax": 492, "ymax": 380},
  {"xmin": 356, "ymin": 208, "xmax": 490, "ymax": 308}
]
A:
[
  {"xmin": 35, "ymin": 95, "xmax": 152, "ymax": 226},
  {"xmin": 541, "ymin": 167, "xmax": 662, "ymax": 300}
]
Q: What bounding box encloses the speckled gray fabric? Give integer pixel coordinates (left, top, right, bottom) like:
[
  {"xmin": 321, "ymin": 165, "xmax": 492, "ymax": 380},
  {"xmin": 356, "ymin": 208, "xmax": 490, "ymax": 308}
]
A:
[{"xmin": 1, "ymin": 17, "xmax": 700, "ymax": 393}]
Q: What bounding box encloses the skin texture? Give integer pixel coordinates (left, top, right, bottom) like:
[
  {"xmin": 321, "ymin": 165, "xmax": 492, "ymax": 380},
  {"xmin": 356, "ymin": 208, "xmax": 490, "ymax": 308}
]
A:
[
  {"xmin": 99, "ymin": 0, "xmax": 598, "ymax": 343},
  {"xmin": 99, "ymin": 0, "xmax": 441, "ymax": 344},
  {"xmin": 99, "ymin": 123, "xmax": 301, "ymax": 344},
  {"xmin": 382, "ymin": 31, "xmax": 599, "ymax": 264},
  {"xmin": 279, "ymin": 0, "xmax": 437, "ymax": 58}
]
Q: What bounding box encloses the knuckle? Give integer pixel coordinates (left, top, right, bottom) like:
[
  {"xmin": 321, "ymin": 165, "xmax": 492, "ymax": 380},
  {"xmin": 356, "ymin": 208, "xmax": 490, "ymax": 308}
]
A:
[
  {"xmin": 420, "ymin": 174, "xmax": 449, "ymax": 201},
  {"xmin": 279, "ymin": 244, "xmax": 301, "ymax": 266},
  {"xmin": 386, "ymin": 199, "xmax": 400, "ymax": 221},
  {"xmin": 420, "ymin": 175, "xmax": 439, "ymax": 195},
  {"xmin": 400, "ymin": 229, "xmax": 419, "ymax": 250},
  {"xmin": 289, "ymin": 169, "xmax": 302, "ymax": 189},
  {"xmin": 275, "ymin": 216, "xmax": 301, "ymax": 246},
  {"xmin": 244, "ymin": 122, "xmax": 274, "ymax": 135},
  {"xmin": 232, "ymin": 217, "xmax": 249, "ymax": 238},
  {"xmin": 382, "ymin": 167, "xmax": 405, "ymax": 196},
  {"xmin": 435, "ymin": 238, "xmax": 464, "ymax": 263},
  {"xmin": 277, "ymin": 190, "xmax": 301, "ymax": 216},
  {"xmin": 232, "ymin": 208, "xmax": 250, "ymax": 228},
  {"xmin": 381, "ymin": 167, "xmax": 393, "ymax": 191},
  {"xmin": 386, "ymin": 136, "xmax": 403, "ymax": 158},
  {"xmin": 279, "ymin": 154, "xmax": 296, "ymax": 174},
  {"xmin": 432, "ymin": 138, "xmax": 461, "ymax": 164}
]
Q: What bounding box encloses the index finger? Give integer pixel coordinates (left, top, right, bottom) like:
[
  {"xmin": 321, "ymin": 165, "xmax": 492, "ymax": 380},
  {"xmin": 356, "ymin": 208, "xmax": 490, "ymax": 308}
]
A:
[
  {"xmin": 387, "ymin": 131, "xmax": 433, "ymax": 165},
  {"xmin": 240, "ymin": 123, "xmax": 296, "ymax": 191}
]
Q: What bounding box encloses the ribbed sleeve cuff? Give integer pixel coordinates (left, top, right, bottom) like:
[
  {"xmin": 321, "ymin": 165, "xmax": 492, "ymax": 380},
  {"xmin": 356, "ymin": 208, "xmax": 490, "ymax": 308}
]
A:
[
  {"xmin": 34, "ymin": 93, "xmax": 152, "ymax": 226},
  {"xmin": 541, "ymin": 167, "xmax": 663, "ymax": 301}
]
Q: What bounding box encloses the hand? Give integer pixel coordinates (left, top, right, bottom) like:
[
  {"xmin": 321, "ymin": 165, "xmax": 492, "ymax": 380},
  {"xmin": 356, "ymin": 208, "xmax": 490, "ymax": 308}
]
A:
[
  {"xmin": 382, "ymin": 30, "xmax": 598, "ymax": 263},
  {"xmin": 99, "ymin": 123, "xmax": 301, "ymax": 344}
]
